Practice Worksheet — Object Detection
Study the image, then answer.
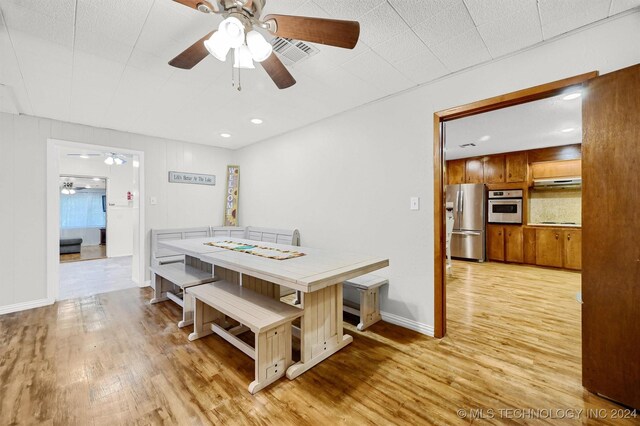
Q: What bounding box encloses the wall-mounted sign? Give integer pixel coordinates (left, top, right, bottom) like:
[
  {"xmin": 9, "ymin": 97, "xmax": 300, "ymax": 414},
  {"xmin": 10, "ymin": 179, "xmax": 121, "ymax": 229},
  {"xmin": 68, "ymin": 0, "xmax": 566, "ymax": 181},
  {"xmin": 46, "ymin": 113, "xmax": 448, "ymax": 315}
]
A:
[
  {"xmin": 168, "ymin": 171, "xmax": 215, "ymax": 186},
  {"xmin": 224, "ymin": 165, "xmax": 239, "ymax": 226}
]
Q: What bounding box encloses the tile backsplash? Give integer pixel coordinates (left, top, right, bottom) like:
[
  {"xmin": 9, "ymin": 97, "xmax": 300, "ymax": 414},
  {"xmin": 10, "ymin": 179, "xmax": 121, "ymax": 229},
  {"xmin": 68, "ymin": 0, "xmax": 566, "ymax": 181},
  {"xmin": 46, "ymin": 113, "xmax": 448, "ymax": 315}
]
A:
[{"xmin": 529, "ymin": 189, "xmax": 582, "ymax": 224}]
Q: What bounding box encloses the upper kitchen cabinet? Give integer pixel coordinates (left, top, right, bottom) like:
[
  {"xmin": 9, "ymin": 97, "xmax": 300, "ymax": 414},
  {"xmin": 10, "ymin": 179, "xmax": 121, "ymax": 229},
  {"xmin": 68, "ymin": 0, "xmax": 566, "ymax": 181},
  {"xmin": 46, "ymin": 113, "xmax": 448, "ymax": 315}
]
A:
[
  {"xmin": 465, "ymin": 159, "xmax": 484, "ymax": 183},
  {"xmin": 483, "ymin": 155, "xmax": 505, "ymax": 183},
  {"xmin": 447, "ymin": 159, "xmax": 466, "ymax": 185},
  {"xmin": 531, "ymin": 159, "xmax": 581, "ymax": 179},
  {"xmin": 506, "ymin": 152, "xmax": 527, "ymax": 183}
]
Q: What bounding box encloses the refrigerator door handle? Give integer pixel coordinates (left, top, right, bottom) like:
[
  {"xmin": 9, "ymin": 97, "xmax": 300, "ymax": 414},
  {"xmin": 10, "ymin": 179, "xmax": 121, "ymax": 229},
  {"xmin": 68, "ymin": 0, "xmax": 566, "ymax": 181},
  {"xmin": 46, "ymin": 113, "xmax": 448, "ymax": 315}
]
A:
[{"xmin": 452, "ymin": 230, "xmax": 481, "ymax": 236}]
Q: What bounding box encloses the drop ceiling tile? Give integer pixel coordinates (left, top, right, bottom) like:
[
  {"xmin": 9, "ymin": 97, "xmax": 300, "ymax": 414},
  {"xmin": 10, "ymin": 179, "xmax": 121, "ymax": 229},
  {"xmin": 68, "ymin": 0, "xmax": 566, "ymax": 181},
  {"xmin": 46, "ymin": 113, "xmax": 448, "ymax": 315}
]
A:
[
  {"xmin": 475, "ymin": 2, "xmax": 543, "ymax": 57},
  {"xmin": 610, "ymin": 0, "xmax": 640, "ymax": 14},
  {"xmin": 0, "ymin": 1, "xmax": 73, "ymax": 47},
  {"xmin": 74, "ymin": 30, "xmax": 134, "ymax": 64},
  {"xmin": 262, "ymin": 0, "xmax": 308, "ymax": 15},
  {"xmin": 430, "ymin": 28, "xmax": 492, "ymax": 71},
  {"xmin": 341, "ymin": 50, "xmax": 415, "ymax": 96},
  {"xmin": 412, "ymin": 1, "xmax": 476, "ymax": 47},
  {"xmin": 75, "ymin": 0, "xmax": 154, "ymax": 47},
  {"xmin": 539, "ymin": 0, "xmax": 611, "ymax": 39},
  {"xmin": 372, "ymin": 28, "xmax": 431, "ymax": 64},
  {"xmin": 393, "ymin": 50, "xmax": 449, "ymax": 85},
  {"xmin": 387, "ymin": 0, "xmax": 456, "ymax": 27},
  {"xmin": 358, "ymin": 2, "xmax": 409, "ymax": 47},
  {"xmin": 2, "ymin": 0, "xmax": 75, "ymax": 24},
  {"xmin": 312, "ymin": 0, "xmax": 386, "ymax": 20},
  {"xmin": 463, "ymin": 0, "xmax": 538, "ymax": 26}
]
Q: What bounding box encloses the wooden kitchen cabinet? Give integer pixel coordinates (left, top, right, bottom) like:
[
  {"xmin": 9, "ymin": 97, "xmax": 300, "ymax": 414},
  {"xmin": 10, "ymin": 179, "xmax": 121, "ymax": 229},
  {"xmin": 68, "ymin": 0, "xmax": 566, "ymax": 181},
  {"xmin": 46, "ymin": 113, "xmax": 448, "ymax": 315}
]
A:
[
  {"xmin": 505, "ymin": 226, "xmax": 524, "ymax": 263},
  {"xmin": 447, "ymin": 159, "xmax": 465, "ymax": 185},
  {"xmin": 487, "ymin": 225, "xmax": 505, "ymax": 261},
  {"xmin": 523, "ymin": 227, "xmax": 536, "ymax": 264},
  {"xmin": 483, "ymin": 155, "xmax": 505, "ymax": 183},
  {"xmin": 506, "ymin": 152, "xmax": 527, "ymax": 182},
  {"xmin": 465, "ymin": 159, "xmax": 484, "ymax": 183},
  {"xmin": 535, "ymin": 228, "xmax": 564, "ymax": 268},
  {"xmin": 531, "ymin": 159, "xmax": 582, "ymax": 179},
  {"xmin": 563, "ymin": 229, "xmax": 582, "ymax": 270}
]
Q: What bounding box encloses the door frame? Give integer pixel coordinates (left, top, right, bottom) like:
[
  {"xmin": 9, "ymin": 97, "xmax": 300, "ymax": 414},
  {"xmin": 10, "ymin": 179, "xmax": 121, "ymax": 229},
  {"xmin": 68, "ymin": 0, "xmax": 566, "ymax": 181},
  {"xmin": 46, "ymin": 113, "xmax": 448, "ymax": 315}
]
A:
[
  {"xmin": 433, "ymin": 71, "xmax": 599, "ymax": 338},
  {"xmin": 46, "ymin": 139, "xmax": 146, "ymax": 303}
]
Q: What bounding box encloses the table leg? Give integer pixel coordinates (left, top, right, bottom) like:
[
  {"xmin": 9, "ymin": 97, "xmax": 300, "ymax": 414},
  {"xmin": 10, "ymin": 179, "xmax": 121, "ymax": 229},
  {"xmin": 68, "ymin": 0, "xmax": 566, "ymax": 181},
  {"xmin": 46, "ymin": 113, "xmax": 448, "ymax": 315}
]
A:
[{"xmin": 286, "ymin": 283, "xmax": 352, "ymax": 380}]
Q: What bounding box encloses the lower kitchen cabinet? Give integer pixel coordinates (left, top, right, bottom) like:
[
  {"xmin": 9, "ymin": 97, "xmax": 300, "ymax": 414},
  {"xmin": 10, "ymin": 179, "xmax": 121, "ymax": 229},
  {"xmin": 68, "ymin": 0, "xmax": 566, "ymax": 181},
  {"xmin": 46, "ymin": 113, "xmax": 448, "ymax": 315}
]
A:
[
  {"xmin": 487, "ymin": 225, "xmax": 505, "ymax": 261},
  {"xmin": 523, "ymin": 227, "xmax": 536, "ymax": 264},
  {"xmin": 535, "ymin": 228, "xmax": 564, "ymax": 268},
  {"xmin": 488, "ymin": 225, "xmax": 523, "ymax": 263},
  {"xmin": 505, "ymin": 226, "xmax": 523, "ymax": 263},
  {"xmin": 563, "ymin": 229, "xmax": 582, "ymax": 270}
]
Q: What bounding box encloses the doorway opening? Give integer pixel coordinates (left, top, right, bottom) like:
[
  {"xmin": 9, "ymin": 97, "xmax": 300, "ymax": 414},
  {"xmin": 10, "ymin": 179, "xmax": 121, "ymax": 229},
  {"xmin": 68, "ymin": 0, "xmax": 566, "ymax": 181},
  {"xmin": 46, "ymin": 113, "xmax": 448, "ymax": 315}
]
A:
[
  {"xmin": 47, "ymin": 139, "xmax": 146, "ymax": 302},
  {"xmin": 433, "ymin": 71, "xmax": 597, "ymax": 338},
  {"xmin": 59, "ymin": 176, "xmax": 107, "ymax": 263}
]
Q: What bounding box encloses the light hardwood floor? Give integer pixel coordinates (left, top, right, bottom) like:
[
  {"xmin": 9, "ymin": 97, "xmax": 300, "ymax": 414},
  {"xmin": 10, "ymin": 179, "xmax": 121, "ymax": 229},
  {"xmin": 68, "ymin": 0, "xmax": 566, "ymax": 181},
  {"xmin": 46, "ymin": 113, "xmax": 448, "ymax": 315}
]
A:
[{"xmin": 0, "ymin": 261, "xmax": 636, "ymax": 425}]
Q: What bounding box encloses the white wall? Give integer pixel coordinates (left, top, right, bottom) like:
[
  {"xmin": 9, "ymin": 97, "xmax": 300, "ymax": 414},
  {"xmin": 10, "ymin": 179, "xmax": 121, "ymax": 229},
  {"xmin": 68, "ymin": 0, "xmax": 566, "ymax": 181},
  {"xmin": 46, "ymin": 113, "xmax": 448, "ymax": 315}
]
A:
[
  {"xmin": 234, "ymin": 12, "xmax": 640, "ymax": 334},
  {"xmin": 59, "ymin": 154, "xmax": 136, "ymax": 257},
  {"xmin": 0, "ymin": 113, "xmax": 233, "ymax": 311}
]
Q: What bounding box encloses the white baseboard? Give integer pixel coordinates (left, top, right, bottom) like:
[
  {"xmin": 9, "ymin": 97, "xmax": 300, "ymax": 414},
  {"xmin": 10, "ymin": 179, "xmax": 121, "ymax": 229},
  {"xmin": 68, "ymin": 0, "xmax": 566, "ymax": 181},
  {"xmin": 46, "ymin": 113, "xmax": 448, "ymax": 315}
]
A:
[
  {"xmin": 380, "ymin": 311, "xmax": 434, "ymax": 337},
  {"xmin": 0, "ymin": 298, "xmax": 53, "ymax": 316}
]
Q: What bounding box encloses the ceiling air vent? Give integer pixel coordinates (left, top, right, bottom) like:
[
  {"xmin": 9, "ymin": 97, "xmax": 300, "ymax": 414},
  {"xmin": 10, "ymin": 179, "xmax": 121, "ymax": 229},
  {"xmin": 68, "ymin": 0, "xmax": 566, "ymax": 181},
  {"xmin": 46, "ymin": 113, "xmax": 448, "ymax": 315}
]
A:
[
  {"xmin": 459, "ymin": 143, "xmax": 476, "ymax": 148},
  {"xmin": 270, "ymin": 37, "xmax": 319, "ymax": 67}
]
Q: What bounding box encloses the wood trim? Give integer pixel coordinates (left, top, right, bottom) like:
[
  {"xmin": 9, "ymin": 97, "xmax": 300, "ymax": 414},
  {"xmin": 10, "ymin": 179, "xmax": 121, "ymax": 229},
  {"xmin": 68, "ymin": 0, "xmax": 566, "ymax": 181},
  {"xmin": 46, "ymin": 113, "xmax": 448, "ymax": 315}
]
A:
[
  {"xmin": 433, "ymin": 116, "xmax": 445, "ymax": 338},
  {"xmin": 432, "ymin": 71, "xmax": 598, "ymax": 339},
  {"xmin": 436, "ymin": 71, "xmax": 599, "ymax": 121}
]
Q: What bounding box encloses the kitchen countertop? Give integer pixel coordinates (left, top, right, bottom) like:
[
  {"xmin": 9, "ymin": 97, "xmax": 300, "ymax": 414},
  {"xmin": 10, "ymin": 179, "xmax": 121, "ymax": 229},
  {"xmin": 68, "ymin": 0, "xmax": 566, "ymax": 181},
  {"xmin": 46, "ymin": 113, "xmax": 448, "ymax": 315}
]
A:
[{"xmin": 527, "ymin": 223, "xmax": 582, "ymax": 228}]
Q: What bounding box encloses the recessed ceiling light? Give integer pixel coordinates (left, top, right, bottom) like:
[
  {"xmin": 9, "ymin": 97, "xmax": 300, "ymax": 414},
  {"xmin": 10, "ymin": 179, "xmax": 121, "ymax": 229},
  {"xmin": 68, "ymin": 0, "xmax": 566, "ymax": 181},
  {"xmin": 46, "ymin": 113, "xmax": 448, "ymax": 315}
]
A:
[
  {"xmin": 79, "ymin": 155, "xmax": 90, "ymax": 159},
  {"xmin": 85, "ymin": 185, "xmax": 91, "ymax": 189},
  {"xmin": 250, "ymin": 118, "xmax": 263, "ymax": 125},
  {"xmin": 561, "ymin": 127, "xmax": 576, "ymax": 133},
  {"xmin": 563, "ymin": 92, "xmax": 581, "ymax": 101},
  {"xmin": 93, "ymin": 177, "xmax": 100, "ymax": 181},
  {"xmin": 479, "ymin": 135, "xmax": 490, "ymax": 142},
  {"xmin": 220, "ymin": 133, "xmax": 231, "ymax": 138}
]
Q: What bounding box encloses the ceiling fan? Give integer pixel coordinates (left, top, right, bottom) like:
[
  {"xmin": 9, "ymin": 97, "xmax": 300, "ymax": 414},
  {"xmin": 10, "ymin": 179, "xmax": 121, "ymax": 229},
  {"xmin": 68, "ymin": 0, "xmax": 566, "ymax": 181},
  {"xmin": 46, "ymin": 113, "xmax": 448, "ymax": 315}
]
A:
[{"xmin": 169, "ymin": 0, "xmax": 361, "ymax": 89}]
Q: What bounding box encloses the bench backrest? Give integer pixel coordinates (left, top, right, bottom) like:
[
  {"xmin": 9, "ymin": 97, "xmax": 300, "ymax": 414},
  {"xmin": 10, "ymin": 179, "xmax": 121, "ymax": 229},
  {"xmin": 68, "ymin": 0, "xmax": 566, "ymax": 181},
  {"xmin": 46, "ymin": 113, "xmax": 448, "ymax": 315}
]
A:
[
  {"xmin": 211, "ymin": 226, "xmax": 247, "ymax": 238},
  {"xmin": 245, "ymin": 226, "xmax": 300, "ymax": 246},
  {"xmin": 151, "ymin": 226, "xmax": 211, "ymax": 263}
]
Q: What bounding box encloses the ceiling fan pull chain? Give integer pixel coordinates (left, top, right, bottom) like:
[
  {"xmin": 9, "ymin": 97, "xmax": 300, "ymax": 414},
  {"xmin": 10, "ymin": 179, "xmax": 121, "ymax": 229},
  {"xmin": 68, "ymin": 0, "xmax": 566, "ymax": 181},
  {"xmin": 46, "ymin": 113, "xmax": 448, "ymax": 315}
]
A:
[{"xmin": 238, "ymin": 67, "xmax": 242, "ymax": 92}]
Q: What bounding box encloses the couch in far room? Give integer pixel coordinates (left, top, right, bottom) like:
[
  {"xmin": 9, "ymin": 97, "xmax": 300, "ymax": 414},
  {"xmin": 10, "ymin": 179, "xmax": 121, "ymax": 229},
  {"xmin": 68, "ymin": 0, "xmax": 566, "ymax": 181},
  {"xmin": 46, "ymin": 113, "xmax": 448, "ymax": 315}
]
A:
[{"xmin": 60, "ymin": 238, "xmax": 83, "ymax": 254}]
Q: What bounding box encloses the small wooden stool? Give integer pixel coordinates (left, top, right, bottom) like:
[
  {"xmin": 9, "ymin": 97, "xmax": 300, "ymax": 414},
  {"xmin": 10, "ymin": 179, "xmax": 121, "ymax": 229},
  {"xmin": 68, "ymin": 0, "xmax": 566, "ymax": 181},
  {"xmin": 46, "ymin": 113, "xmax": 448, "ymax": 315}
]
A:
[{"xmin": 343, "ymin": 274, "xmax": 388, "ymax": 331}]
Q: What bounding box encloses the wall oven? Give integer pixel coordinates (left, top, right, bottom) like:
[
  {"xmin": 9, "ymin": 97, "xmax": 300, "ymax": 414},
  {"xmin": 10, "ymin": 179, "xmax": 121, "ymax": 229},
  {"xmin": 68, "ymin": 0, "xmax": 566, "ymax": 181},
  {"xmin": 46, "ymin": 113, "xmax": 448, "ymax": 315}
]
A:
[{"xmin": 488, "ymin": 190, "xmax": 523, "ymax": 224}]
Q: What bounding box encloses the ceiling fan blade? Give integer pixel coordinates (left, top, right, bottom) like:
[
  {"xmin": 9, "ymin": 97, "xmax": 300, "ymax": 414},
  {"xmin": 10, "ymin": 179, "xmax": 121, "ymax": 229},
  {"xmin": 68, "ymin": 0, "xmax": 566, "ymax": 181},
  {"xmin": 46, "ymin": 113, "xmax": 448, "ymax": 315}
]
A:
[
  {"xmin": 172, "ymin": 0, "xmax": 214, "ymax": 12},
  {"xmin": 263, "ymin": 14, "xmax": 360, "ymax": 49},
  {"xmin": 260, "ymin": 53, "xmax": 296, "ymax": 89},
  {"xmin": 169, "ymin": 31, "xmax": 214, "ymax": 70}
]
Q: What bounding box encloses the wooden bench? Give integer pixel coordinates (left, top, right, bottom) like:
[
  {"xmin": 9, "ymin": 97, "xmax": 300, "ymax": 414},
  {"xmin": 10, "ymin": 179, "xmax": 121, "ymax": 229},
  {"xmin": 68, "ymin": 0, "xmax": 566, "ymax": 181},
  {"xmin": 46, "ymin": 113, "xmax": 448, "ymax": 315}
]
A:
[
  {"xmin": 151, "ymin": 227, "xmax": 211, "ymax": 266},
  {"xmin": 343, "ymin": 274, "xmax": 389, "ymax": 331},
  {"xmin": 150, "ymin": 263, "xmax": 216, "ymax": 328},
  {"xmin": 187, "ymin": 281, "xmax": 302, "ymax": 394}
]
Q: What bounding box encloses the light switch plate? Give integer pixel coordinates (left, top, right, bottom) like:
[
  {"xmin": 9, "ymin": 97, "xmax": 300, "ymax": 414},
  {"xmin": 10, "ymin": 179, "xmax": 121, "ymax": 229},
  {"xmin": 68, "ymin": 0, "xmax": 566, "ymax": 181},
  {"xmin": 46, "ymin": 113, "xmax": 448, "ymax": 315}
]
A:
[
  {"xmin": 150, "ymin": 196, "xmax": 158, "ymax": 205},
  {"xmin": 410, "ymin": 197, "xmax": 420, "ymax": 210}
]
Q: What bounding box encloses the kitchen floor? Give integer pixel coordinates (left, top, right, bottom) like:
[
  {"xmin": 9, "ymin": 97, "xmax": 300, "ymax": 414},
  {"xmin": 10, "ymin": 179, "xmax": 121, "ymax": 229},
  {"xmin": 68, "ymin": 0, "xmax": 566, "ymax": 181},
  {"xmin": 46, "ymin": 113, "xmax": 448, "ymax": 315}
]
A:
[{"xmin": 58, "ymin": 255, "xmax": 137, "ymax": 300}]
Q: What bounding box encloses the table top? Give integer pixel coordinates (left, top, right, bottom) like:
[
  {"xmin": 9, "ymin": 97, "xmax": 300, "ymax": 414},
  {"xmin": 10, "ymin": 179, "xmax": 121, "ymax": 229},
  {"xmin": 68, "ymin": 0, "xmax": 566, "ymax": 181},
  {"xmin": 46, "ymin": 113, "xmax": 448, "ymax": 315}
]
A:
[{"xmin": 160, "ymin": 237, "xmax": 389, "ymax": 293}]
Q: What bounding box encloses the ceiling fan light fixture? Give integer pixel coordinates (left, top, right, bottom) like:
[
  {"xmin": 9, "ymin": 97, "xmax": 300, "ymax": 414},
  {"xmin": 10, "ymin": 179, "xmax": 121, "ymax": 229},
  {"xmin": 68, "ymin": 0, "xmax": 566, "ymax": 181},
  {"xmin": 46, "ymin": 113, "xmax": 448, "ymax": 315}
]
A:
[
  {"xmin": 219, "ymin": 16, "xmax": 245, "ymax": 49},
  {"xmin": 246, "ymin": 30, "xmax": 273, "ymax": 62},
  {"xmin": 114, "ymin": 157, "xmax": 125, "ymax": 166},
  {"xmin": 205, "ymin": 31, "xmax": 231, "ymax": 61},
  {"xmin": 233, "ymin": 46, "xmax": 255, "ymax": 69},
  {"xmin": 61, "ymin": 188, "xmax": 70, "ymax": 195},
  {"xmin": 104, "ymin": 156, "xmax": 115, "ymax": 165}
]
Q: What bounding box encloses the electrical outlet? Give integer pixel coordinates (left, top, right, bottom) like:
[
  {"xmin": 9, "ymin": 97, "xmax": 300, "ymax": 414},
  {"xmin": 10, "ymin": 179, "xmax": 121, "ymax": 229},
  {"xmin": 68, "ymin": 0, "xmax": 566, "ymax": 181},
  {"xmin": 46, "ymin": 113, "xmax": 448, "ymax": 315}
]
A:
[{"xmin": 410, "ymin": 197, "xmax": 420, "ymax": 211}]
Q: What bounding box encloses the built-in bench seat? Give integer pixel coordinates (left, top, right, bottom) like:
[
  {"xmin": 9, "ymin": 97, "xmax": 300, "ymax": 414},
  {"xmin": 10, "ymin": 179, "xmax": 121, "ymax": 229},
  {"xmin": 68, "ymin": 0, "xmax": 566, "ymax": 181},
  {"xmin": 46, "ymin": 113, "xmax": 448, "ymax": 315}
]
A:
[
  {"xmin": 150, "ymin": 262, "xmax": 216, "ymax": 328},
  {"xmin": 343, "ymin": 274, "xmax": 389, "ymax": 331},
  {"xmin": 151, "ymin": 227, "xmax": 211, "ymax": 266},
  {"xmin": 187, "ymin": 281, "xmax": 303, "ymax": 394}
]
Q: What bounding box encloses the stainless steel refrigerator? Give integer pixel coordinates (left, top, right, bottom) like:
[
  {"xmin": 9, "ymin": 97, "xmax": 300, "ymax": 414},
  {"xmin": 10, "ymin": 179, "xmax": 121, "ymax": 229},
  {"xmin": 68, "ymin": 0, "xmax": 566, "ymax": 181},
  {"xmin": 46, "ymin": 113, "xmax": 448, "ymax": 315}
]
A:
[{"xmin": 445, "ymin": 183, "xmax": 486, "ymax": 261}]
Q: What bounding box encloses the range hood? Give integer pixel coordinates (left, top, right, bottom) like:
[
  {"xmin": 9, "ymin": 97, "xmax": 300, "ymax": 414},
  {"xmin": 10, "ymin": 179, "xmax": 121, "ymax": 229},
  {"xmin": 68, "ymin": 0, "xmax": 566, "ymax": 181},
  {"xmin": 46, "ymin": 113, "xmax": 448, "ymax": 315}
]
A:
[{"xmin": 533, "ymin": 177, "xmax": 582, "ymax": 189}]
